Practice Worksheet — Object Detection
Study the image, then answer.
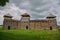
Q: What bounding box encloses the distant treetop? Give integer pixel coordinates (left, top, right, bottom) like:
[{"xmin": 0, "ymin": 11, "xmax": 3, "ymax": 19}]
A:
[{"xmin": 0, "ymin": 0, "xmax": 9, "ymax": 6}]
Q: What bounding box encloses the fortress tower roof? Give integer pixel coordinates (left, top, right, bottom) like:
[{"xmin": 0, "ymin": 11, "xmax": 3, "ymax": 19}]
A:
[
  {"xmin": 21, "ymin": 13, "xmax": 30, "ymax": 17},
  {"xmin": 47, "ymin": 13, "xmax": 56, "ymax": 18},
  {"xmin": 4, "ymin": 13, "xmax": 13, "ymax": 18}
]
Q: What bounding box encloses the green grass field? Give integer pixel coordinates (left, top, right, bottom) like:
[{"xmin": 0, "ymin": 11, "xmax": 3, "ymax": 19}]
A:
[{"xmin": 0, "ymin": 26, "xmax": 60, "ymax": 40}]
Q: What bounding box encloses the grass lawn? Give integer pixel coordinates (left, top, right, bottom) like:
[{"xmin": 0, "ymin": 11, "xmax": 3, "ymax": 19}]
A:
[
  {"xmin": 0, "ymin": 26, "xmax": 60, "ymax": 40},
  {"xmin": 0, "ymin": 29, "xmax": 60, "ymax": 40}
]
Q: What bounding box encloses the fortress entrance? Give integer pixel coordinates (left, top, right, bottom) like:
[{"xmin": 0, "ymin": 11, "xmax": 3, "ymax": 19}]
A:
[
  {"xmin": 26, "ymin": 26, "xmax": 28, "ymax": 30},
  {"xmin": 50, "ymin": 26, "xmax": 52, "ymax": 30},
  {"xmin": 8, "ymin": 26, "xmax": 10, "ymax": 30}
]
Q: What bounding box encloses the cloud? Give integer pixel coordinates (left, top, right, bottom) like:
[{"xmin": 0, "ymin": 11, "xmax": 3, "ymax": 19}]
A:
[
  {"xmin": 2, "ymin": 3, "xmax": 28, "ymax": 19},
  {"xmin": 0, "ymin": 3, "xmax": 28, "ymax": 25},
  {"xmin": 19, "ymin": 0, "xmax": 32, "ymax": 9}
]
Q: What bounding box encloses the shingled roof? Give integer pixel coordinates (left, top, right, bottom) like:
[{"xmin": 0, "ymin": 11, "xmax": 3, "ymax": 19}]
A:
[
  {"xmin": 47, "ymin": 13, "xmax": 56, "ymax": 18},
  {"xmin": 4, "ymin": 13, "xmax": 13, "ymax": 18},
  {"xmin": 21, "ymin": 13, "xmax": 30, "ymax": 17}
]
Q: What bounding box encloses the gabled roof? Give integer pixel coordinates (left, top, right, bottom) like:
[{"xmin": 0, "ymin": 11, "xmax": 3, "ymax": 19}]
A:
[
  {"xmin": 4, "ymin": 13, "xmax": 13, "ymax": 18},
  {"xmin": 47, "ymin": 13, "xmax": 56, "ymax": 18},
  {"xmin": 21, "ymin": 13, "xmax": 30, "ymax": 17}
]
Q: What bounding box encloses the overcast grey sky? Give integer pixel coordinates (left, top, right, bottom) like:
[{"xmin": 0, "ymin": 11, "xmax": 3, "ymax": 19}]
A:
[{"xmin": 0, "ymin": 0, "xmax": 60, "ymax": 25}]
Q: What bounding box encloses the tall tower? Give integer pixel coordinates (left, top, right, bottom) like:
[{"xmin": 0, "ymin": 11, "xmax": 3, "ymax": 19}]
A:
[
  {"xmin": 3, "ymin": 13, "xmax": 13, "ymax": 30},
  {"xmin": 46, "ymin": 14, "xmax": 57, "ymax": 30},
  {"xmin": 20, "ymin": 13, "xmax": 30, "ymax": 29}
]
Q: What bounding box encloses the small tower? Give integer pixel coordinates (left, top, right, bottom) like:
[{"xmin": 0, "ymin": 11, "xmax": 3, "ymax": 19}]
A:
[
  {"xmin": 46, "ymin": 13, "xmax": 57, "ymax": 30},
  {"xmin": 20, "ymin": 13, "xmax": 30, "ymax": 29},
  {"xmin": 3, "ymin": 13, "xmax": 13, "ymax": 30}
]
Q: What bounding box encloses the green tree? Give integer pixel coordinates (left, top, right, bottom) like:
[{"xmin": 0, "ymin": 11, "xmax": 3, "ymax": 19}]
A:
[{"xmin": 0, "ymin": 0, "xmax": 9, "ymax": 6}]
